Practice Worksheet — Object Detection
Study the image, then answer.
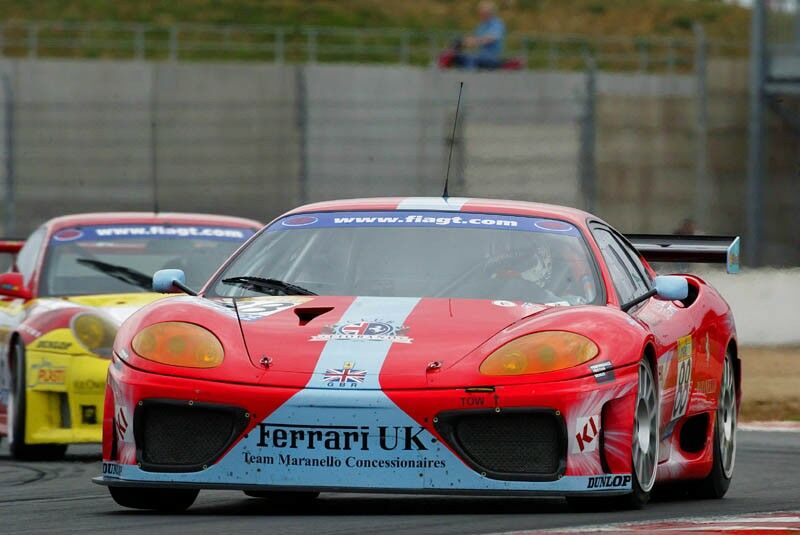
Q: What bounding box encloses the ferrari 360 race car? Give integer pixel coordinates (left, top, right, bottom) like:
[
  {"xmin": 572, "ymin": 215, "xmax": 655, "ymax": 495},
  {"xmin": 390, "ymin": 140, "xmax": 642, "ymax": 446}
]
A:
[
  {"xmin": 0, "ymin": 212, "xmax": 261, "ymax": 459},
  {"xmin": 95, "ymin": 197, "xmax": 740, "ymax": 511}
]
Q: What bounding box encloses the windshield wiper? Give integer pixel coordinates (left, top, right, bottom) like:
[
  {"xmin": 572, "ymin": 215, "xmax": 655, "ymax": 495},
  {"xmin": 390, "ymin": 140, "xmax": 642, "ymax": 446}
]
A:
[
  {"xmin": 76, "ymin": 258, "xmax": 153, "ymax": 291},
  {"xmin": 221, "ymin": 276, "xmax": 317, "ymax": 296}
]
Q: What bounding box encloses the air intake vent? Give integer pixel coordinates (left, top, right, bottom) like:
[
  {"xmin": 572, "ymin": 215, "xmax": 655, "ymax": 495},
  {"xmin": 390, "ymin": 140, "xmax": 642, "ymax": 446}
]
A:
[
  {"xmin": 435, "ymin": 409, "xmax": 566, "ymax": 481},
  {"xmin": 135, "ymin": 400, "xmax": 248, "ymax": 472}
]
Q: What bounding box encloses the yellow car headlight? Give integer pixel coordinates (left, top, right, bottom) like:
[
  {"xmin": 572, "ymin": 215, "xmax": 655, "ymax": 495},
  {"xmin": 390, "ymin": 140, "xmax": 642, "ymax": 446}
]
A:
[
  {"xmin": 479, "ymin": 331, "xmax": 599, "ymax": 376},
  {"xmin": 131, "ymin": 322, "xmax": 224, "ymax": 368},
  {"xmin": 71, "ymin": 313, "xmax": 117, "ymax": 358}
]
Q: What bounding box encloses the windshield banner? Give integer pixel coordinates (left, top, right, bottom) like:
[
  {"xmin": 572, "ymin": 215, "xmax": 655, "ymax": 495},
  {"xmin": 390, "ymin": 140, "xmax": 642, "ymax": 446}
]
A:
[
  {"xmin": 51, "ymin": 225, "xmax": 254, "ymax": 243},
  {"xmin": 272, "ymin": 211, "xmax": 579, "ymax": 236}
]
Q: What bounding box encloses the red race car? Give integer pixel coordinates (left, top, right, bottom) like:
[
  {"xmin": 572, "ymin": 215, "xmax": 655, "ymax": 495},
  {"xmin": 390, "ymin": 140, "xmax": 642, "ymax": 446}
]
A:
[
  {"xmin": 95, "ymin": 197, "xmax": 740, "ymax": 512},
  {"xmin": 0, "ymin": 212, "xmax": 261, "ymax": 459}
]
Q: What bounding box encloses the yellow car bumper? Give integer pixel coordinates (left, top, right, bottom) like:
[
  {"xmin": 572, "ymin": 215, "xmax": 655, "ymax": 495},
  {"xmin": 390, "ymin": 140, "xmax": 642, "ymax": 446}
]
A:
[{"xmin": 24, "ymin": 351, "xmax": 107, "ymax": 444}]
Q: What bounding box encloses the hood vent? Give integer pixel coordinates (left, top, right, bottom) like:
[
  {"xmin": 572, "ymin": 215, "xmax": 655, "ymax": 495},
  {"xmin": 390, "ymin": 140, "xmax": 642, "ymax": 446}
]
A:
[{"xmin": 294, "ymin": 306, "xmax": 334, "ymax": 325}]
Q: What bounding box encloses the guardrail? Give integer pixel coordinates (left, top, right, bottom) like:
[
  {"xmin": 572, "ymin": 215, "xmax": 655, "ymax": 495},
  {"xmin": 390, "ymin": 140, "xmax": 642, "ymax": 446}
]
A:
[{"xmin": 0, "ymin": 21, "xmax": 747, "ymax": 72}]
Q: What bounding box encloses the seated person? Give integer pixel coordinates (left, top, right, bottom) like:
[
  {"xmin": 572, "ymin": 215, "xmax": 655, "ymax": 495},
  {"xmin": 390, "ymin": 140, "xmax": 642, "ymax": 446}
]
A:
[{"xmin": 453, "ymin": 1, "xmax": 506, "ymax": 70}]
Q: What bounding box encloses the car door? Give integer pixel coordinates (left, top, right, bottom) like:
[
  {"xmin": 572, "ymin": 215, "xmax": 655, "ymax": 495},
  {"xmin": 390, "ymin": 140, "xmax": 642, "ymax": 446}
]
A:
[{"xmin": 591, "ymin": 223, "xmax": 701, "ymax": 451}]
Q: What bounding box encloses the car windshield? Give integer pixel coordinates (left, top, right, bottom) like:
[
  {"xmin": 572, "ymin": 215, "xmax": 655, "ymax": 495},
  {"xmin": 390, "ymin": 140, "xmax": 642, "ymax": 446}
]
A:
[
  {"xmin": 210, "ymin": 211, "xmax": 602, "ymax": 305},
  {"xmin": 40, "ymin": 224, "xmax": 255, "ymax": 296}
]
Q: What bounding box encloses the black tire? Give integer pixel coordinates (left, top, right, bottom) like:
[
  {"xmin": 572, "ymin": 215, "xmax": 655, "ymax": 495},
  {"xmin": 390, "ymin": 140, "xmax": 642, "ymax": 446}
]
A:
[
  {"xmin": 8, "ymin": 342, "xmax": 67, "ymax": 461},
  {"xmin": 109, "ymin": 486, "xmax": 199, "ymax": 512},
  {"xmin": 243, "ymin": 490, "xmax": 320, "ymax": 503},
  {"xmin": 692, "ymin": 352, "xmax": 736, "ymax": 499}
]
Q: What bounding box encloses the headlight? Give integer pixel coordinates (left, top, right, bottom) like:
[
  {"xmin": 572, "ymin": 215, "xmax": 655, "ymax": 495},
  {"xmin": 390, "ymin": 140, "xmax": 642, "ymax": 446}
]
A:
[
  {"xmin": 131, "ymin": 322, "xmax": 224, "ymax": 368},
  {"xmin": 71, "ymin": 313, "xmax": 117, "ymax": 358},
  {"xmin": 479, "ymin": 331, "xmax": 599, "ymax": 376}
]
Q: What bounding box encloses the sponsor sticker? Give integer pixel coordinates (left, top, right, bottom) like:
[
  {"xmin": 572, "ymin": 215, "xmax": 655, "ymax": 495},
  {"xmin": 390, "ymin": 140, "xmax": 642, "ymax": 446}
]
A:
[
  {"xmin": 311, "ymin": 321, "xmax": 412, "ymax": 344},
  {"xmin": 53, "ymin": 228, "xmax": 84, "ymax": 242},
  {"xmin": 322, "ymin": 362, "xmax": 366, "ymax": 388},
  {"xmin": 267, "ymin": 211, "xmax": 581, "ymax": 237},
  {"xmin": 81, "ymin": 405, "xmax": 98, "ymax": 425},
  {"xmin": 236, "ymin": 297, "xmax": 312, "ymax": 321},
  {"xmin": 281, "ymin": 215, "xmax": 319, "ymax": 227},
  {"xmin": 245, "ymin": 422, "xmax": 447, "ymax": 469},
  {"xmin": 589, "ymin": 360, "xmax": 615, "ymax": 383},
  {"xmin": 19, "ymin": 324, "xmax": 43, "ymax": 339},
  {"xmin": 695, "ymin": 378, "xmax": 717, "ymax": 395},
  {"xmin": 573, "ymin": 415, "xmax": 601, "ymax": 453},
  {"xmin": 671, "ymin": 335, "xmax": 693, "ymax": 420},
  {"xmin": 28, "ymin": 359, "xmax": 67, "ymax": 387},
  {"xmin": 102, "ymin": 462, "xmax": 122, "ymax": 478},
  {"xmin": 51, "ymin": 225, "xmax": 254, "ymax": 243},
  {"xmin": 116, "ymin": 406, "xmax": 131, "ymax": 442},
  {"xmin": 534, "ymin": 220, "xmax": 574, "ymax": 232},
  {"xmin": 73, "ymin": 379, "xmax": 106, "ymax": 394},
  {"xmin": 586, "ymin": 474, "xmax": 632, "ymax": 489},
  {"xmin": 35, "ymin": 340, "xmax": 72, "ymax": 351}
]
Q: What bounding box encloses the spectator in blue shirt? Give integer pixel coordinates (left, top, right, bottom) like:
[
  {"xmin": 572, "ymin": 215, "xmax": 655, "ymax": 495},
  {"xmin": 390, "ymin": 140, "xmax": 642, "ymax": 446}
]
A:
[{"xmin": 454, "ymin": 1, "xmax": 506, "ymax": 70}]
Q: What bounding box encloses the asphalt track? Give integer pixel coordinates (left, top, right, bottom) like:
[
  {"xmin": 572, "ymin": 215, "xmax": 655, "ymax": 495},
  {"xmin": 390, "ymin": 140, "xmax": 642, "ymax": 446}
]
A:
[{"xmin": 0, "ymin": 430, "xmax": 797, "ymax": 534}]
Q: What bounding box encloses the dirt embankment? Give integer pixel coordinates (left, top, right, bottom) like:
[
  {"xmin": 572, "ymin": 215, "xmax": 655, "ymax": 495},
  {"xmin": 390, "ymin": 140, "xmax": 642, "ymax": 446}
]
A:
[{"xmin": 739, "ymin": 347, "xmax": 800, "ymax": 421}]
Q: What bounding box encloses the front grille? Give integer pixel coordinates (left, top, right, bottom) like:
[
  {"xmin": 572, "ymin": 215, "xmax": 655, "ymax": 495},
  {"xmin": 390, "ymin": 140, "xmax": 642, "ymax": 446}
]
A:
[
  {"xmin": 135, "ymin": 400, "xmax": 248, "ymax": 472},
  {"xmin": 435, "ymin": 410, "xmax": 565, "ymax": 481}
]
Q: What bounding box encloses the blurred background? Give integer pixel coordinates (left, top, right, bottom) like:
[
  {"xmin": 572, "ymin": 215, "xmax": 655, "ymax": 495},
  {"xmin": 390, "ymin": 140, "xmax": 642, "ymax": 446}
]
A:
[{"xmin": 0, "ymin": 2, "xmax": 798, "ymax": 401}]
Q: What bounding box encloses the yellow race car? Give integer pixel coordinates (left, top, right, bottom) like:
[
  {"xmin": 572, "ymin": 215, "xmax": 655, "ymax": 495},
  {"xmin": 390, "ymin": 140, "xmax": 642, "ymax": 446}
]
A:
[{"xmin": 0, "ymin": 212, "xmax": 261, "ymax": 459}]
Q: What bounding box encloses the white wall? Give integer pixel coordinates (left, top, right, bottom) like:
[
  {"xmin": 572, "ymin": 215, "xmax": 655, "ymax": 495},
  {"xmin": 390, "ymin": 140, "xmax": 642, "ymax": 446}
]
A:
[{"xmin": 698, "ymin": 268, "xmax": 800, "ymax": 346}]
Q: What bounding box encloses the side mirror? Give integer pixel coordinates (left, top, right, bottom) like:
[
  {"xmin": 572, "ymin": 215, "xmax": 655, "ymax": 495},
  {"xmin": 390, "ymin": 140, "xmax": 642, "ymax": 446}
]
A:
[
  {"xmin": 0, "ymin": 272, "xmax": 32, "ymax": 300},
  {"xmin": 654, "ymin": 275, "xmax": 689, "ymax": 301},
  {"xmin": 152, "ymin": 269, "xmax": 187, "ymax": 294}
]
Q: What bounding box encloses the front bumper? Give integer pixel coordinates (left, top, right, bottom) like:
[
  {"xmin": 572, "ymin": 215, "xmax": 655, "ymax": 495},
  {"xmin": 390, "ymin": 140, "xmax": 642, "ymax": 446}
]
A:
[
  {"xmin": 25, "ymin": 351, "xmax": 107, "ymax": 444},
  {"xmin": 97, "ymin": 359, "xmax": 638, "ymax": 496}
]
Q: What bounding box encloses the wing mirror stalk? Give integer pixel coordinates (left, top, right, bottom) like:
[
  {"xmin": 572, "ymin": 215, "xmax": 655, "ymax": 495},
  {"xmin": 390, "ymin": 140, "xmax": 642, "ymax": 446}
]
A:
[{"xmin": 621, "ymin": 275, "xmax": 689, "ymax": 313}]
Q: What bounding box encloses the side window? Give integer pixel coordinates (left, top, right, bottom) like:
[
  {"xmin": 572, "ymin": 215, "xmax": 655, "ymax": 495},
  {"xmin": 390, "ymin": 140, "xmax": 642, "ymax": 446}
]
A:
[
  {"xmin": 16, "ymin": 226, "xmax": 47, "ymax": 285},
  {"xmin": 609, "ymin": 231, "xmax": 652, "ymax": 294},
  {"xmin": 592, "ymin": 228, "xmax": 640, "ymax": 305}
]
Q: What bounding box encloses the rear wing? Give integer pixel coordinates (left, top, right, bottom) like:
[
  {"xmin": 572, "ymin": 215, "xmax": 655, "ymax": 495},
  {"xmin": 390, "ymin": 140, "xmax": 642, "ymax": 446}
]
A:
[
  {"xmin": 626, "ymin": 234, "xmax": 740, "ymax": 274},
  {"xmin": 0, "ymin": 239, "xmax": 24, "ymax": 255}
]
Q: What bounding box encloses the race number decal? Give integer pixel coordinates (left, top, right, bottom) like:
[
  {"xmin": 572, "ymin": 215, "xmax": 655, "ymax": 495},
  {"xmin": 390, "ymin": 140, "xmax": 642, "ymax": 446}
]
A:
[{"xmin": 671, "ymin": 335, "xmax": 693, "ymax": 420}]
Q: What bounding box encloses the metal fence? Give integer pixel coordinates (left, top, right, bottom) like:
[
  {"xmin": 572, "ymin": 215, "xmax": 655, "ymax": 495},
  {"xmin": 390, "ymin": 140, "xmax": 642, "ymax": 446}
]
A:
[
  {"xmin": 745, "ymin": 0, "xmax": 800, "ymax": 265},
  {"xmin": 0, "ymin": 64, "xmax": 593, "ymax": 236},
  {"xmin": 0, "ymin": 22, "xmax": 797, "ymax": 267},
  {"xmin": 0, "ymin": 20, "xmax": 747, "ymax": 72}
]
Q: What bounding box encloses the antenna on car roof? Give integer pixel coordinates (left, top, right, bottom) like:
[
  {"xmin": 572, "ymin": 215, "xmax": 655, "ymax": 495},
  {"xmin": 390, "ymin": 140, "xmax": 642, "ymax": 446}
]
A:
[{"xmin": 442, "ymin": 81, "xmax": 464, "ymax": 200}]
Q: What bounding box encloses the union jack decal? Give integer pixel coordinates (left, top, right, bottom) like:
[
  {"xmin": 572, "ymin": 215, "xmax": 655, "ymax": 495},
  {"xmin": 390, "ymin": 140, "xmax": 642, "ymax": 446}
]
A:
[{"xmin": 323, "ymin": 362, "xmax": 366, "ymax": 386}]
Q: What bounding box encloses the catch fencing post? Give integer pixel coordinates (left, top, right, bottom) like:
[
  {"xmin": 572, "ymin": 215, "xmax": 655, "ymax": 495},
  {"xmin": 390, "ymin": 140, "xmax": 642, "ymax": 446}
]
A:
[
  {"xmin": 27, "ymin": 23, "xmax": 38, "ymax": 59},
  {"xmin": 168, "ymin": 26, "xmax": 178, "ymax": 60},
  {"xmin": 295, "ymin": 66, "xmax": 308, "ymax": 205},
  {"xmin": 400, "ymin": 31, "xmax": 410, "ymax": 64},
  {"xmin": 1, "ymin": 72, "xmax": 14, "ymax": 236},
  {"xmin": 134, "ymin": 25, "xmax": 146, "ymax": 60},
  {"xmin": 579, "ymin": 58, "xmax": 597, "ymax": 213},
  {"xmin": 693, "ymin": 23, "xmax": 711, "ymax": 232},
  {"xmin": 275, "ymin": 29, "xmax": 285, "ymax": 63},
  {"xmin": 307, "ymin": 29, "xmax": 317, "ymax": 63},
  {"xmin": 746, "ymin": 0, "xmax": 767, "ymax": 266}
]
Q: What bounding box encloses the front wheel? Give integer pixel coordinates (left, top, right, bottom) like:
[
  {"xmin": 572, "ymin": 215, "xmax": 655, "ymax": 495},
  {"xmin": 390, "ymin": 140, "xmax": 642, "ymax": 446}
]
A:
[
  {"xmin": 624, "ymin": 357, "xmax": 660, "ymax": 508},
  {"xmin": 109, "ymin": 486, "xmax": 199, "ymax": 511},
  {"xmin": 692, "ymin": 351, "xmax": 737, "ymax": 499},
  {"xmin": 8, "ymin": 342, "xmax": 67, "ymax": 461},
  {"xmin": 568, "ymin": 357, "xmax": 659, "ymax": 511}
]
